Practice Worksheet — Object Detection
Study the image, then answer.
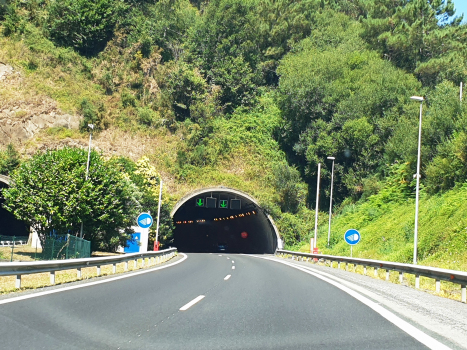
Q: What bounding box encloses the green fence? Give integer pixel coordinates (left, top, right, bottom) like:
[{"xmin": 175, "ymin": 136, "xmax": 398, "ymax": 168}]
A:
[{"xmin": 42, "ymin": 234, "xmax": 91, "ymax": 260}]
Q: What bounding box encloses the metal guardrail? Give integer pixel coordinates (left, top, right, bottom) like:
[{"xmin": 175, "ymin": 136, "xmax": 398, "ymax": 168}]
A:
[
  {"xmin": 0, "ymin": 248, "xmax": 177, "ymax": 289},
  {"xmin": 276, "ymin": 249, "xmax": 467, "ymax": 303}
]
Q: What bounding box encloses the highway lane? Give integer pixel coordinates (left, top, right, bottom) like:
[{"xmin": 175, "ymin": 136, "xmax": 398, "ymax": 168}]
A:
[{"xmin": 0, "ymin": 253, "xmax": 435, "ymax": 349}]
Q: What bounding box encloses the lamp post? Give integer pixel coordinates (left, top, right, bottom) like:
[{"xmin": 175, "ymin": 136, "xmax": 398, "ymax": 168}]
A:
[
  {"xmin": 313, "ymin": 163, "xmax": 321, "ymax": 250},
  {"xmin": 410, "ymin": 96, "xmax": 424, "ymax": 265},
  {"xmin": 154, "ymin": 179, "xmax": 163, "ymax": 250},
  {"xmin": 327, "ymin": 156, "xmax": 335, "ymax": 247},
  {"xmin": 80, "ymin": 124, "xmax": 94, "ymax": 239}
]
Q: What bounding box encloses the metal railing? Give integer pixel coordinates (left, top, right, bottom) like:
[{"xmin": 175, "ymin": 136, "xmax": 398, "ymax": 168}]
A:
[
  {"xmin": 0, "ymin": 248, "xmax": 177, "ymax": 289},
  {"xmin": 276, "ymin": 249, "xmax": 467, "ymax": 303}
]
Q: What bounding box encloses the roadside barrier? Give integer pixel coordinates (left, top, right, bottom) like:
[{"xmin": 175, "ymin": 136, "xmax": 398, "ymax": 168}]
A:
[
  {"xmin": 276, "ymin": 249, "xmax": 467, "ymax": 303},
  {"xmin": 0, "ymin": 248, "xmax": 177, "ymax": 289}
]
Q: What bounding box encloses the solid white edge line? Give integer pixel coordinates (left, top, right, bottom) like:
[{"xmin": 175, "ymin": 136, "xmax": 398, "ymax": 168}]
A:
[
  {"xmin": 224, "ymin": 275, "xmax": 231, "ymax": 280},
  {"xmin": 249, "ymin": 255, "xmax": 452, "ymax": 350},
  {"xmin": 0, "ymin": 253, "xmax": 189, "ymax": 306},
  {"xmin": 179, "ymin": 295, "xmax": 205, "ymax": 311}
]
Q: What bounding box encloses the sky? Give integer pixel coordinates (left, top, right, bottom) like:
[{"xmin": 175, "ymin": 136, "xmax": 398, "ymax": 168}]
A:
[{"xmin": 452, "ymin": 0, "xmax": 467, "ymax": 22}]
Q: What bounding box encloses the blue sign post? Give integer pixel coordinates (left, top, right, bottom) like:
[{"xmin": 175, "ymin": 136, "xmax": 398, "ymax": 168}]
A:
[
  {"xmin": 137, "ymin": 213, "xmax": 153, "ymax": 229},
  {"xmin": 344, "ymin": 229, "xmax": 361, "ymax": 257}
]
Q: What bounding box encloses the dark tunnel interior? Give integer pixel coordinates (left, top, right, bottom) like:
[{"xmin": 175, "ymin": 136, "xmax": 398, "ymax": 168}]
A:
[
  {"xmin": 172, "ymin": 191, "xmax": 277, "ymax": 254},
  {"xmin": 0, "ymin": 182, "xmax": 29, "ymax": 237}
]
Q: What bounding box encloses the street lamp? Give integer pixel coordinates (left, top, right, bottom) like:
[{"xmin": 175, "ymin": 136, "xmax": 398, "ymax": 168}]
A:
[
  {"xmin": 327, "ymin": 156, "xmax": 335, "ymax": 247},
  {"xmin": 80, "ymin": 124, "xmax": 94, "ymax": 238},
  {"xmin": 313, "ymin": 163, "xmax": 321, "ymax": 251},
  {"xmin": 410, "ymin": 96, "xmax": 424, "ymax": 264}
]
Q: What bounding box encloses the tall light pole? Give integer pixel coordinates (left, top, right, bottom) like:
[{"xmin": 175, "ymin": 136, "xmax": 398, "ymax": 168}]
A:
[
  {"xmin": 410, "ymin": 96, "xmax": 424, "ymax": 265},
  {"xmin": 154, "ymin": 179, "xmax": 163, "ymax": 250},
  {"xmin": 80, "ymin": 124, "xmax": 94, "ymax": 239},
  {"xmin": 327, "ymin": 156, "xmax": 335, "ymax": 247},
  {"xmin": 313, "ymin": 163, "xmax": 321, "ymax": 250}
]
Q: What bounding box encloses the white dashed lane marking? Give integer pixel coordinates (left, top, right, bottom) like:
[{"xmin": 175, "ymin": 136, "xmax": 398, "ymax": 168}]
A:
[{"xmin": 179, "ymin": 295, "xmax": 205, "ymax": 311}]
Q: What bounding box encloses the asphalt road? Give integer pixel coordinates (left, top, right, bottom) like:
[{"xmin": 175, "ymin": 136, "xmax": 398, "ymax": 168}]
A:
[{"xmin": 0, "ymin": 253, "xmax": 434, "ymax": 349}]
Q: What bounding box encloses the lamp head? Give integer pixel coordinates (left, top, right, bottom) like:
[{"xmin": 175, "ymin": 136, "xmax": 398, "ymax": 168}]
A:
[
  {"xmin": 327, "ymin": 156, "xmax": 335, "ymax": 160},
  {"xmin": 410, "ymin": 96, "xmax": 424, "ymax": 102},
  {"xmin": 88, "ymin": 124, "xmax": 95, "ymax": 129}
]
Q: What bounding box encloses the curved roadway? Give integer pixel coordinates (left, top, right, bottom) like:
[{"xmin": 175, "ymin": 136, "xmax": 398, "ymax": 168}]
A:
[{"xmin": 0, "ymin": 253, "xmax": 442, "ymax": 349}]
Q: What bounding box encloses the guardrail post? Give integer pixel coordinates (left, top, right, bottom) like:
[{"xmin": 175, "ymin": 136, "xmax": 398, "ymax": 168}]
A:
[
  {"xmin": 112, "ymin": 263, "xmax": 116, "ymax": 274},
  {"xmin": 399, "ymin": 272, "xmax": 403, "ymax": 283},
  {"xmin": 142, "ymin": 257, "xmax": 145, "ymax": 267},
  {"xmin": 462, "ymin": 285, "xmax": 466, "ymax": 303},
  {"xmin": 97, "ymin": 265, "xmax": 101, "ymax": 276},
  {"xmin": 134, "ymin": 259, "xmax": 137, "ymax": 269},
  {"xmin": 338, "ymin": 261, "xmax": 341, "ymax": 269},
  {"xmin": 353, "ymin": 264, "xmax": 357, "ymax": 273},
  {"xmin": 77, "ymin": 267, "xmax": 82, "ymax": 279},
  {"xmin": 436, "ymin": 280, "xmax": 440, "ymax": 293},
  {"xmin": 15, "ymin": 275, "xmax": 21, "ymax": 289},
  {"xmin": 364, "ymin": 266, "xmax": 367, "ymax": 275},
  {"xmin": 50, "ymin": 271, "xmax": 55, "ymax": 285},
  {"xmin": 386, "ymin": 270, "xmax": 390, "ymax": 281},
  {"xmin": 415, "ymin": 275, "xmax": 420, "ymax": 289},
  {"xmin": 374, "ymin": 267, "xmax": 379, "ymax": 277},
  {"xmin": 124, "ymin": 261, "xmax": 128, "ymax": 271}
]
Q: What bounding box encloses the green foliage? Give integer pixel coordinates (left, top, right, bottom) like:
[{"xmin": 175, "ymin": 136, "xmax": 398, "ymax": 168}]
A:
[
  {"xmin": 360, "ymin": 0, "xmax": 466, "ymax": 86},
  {"xmin": 0, "ymin": 143, "xmax": 20, "ymax": 175},
  {"xmin": 45, "ymin": 0, "xmax": 128, "ymax": 55},
  {"xmin": 78, "ymin": 98, "xmax": 107, "ymax": 131},
  {"xmin": 273, "ymin": 163, "xmax": 307, "ymax": 214},
  {"xmin": 277, "ymin": 10, "xmax": 420, "ymax": 201},
  {"xmin": 109, "ymin": 156, "xmax": 175, "ymax": 248},
  {"xmin": 2, "ymin": 147, "xmax": 141, "ymax": 251},
  {"xmin": 310, "ymin": 182, "xmax": 467, "ymax": 270}
]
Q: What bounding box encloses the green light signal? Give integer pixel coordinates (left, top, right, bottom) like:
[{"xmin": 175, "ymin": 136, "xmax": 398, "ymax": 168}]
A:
[
  {"xmin": 219, "ymin": 200, "xmax": 228, "ymax": 208},
  {"xmin": 195, "ymin": 198, "xmax": 205, "ymax": 207}
]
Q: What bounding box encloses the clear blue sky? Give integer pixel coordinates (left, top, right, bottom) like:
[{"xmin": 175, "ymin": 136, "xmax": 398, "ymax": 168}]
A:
[{"xmin": 452, "ymin": 0, "xmax": 467, "ymax": 22}]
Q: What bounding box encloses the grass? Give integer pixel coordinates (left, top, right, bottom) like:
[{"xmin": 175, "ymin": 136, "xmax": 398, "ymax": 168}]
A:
[{"xmin": 0, "ymin": 251, "xmax": 177, "ymax": 294}]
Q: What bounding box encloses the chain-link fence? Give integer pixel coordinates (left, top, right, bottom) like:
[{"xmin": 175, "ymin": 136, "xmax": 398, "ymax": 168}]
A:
[
  {"xmin": 42, "ymin": 234, "xmax": 91, "ymax": 260},
  {"xmin": 0, "ymin": 235, "xmax": 29, "ymax": 261}
]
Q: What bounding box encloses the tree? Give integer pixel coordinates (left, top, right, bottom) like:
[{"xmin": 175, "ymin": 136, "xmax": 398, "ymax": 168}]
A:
[
  {"xmin": 0, "ymin": 143, "xmax": 20, "ymax": 175},
  {"xmin": 46, "ymin": 0, "xmax": 128, "ymax": 55},
  {"xmin": 2, "ymin": 147, "xmax": 141, "ymax": 251},
  {"xmin": 276, "ymin": 10, "xmax": 420, "ymax": 201},
  {"xmin": 360, "ymin": 0, "xmax": 467, "ymax": 86},
  {"xmin": 110, "ymin": 156, "xmax": 175, "ymax": 248}
]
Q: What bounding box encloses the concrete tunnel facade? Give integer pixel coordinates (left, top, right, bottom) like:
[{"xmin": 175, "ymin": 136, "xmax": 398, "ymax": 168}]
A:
[{"xmin": 171, "ymin": 187, "xmax": 282, "ymax": 254}]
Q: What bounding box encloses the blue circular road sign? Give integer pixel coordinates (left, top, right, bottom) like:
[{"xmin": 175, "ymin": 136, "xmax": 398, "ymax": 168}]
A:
[
  {"xmin": 137, "ymin": 213, "xmax": 153, "ymax": 229},
  {"xmin": 344, "ymin": 229, "xmax": 361, "ymax": 245}
]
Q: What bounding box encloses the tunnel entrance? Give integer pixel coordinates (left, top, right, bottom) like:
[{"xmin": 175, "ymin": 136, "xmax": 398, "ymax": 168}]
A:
[
  {"xmin": 172, "ymin": 187, "xmax": 280, "ymax": 254},
  {"xmin": 0, "ymin": 179, "xmax": 29, "ymax": 238}
]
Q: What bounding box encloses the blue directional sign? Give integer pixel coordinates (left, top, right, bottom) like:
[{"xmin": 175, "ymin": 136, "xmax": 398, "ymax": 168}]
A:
[
  {"xmin": 137, "ymin": 213, "xmax": 153, "ymax": 229},
  {"xmin": 344, "ymin": 229, "xmax": 361, "ymax": 245}
]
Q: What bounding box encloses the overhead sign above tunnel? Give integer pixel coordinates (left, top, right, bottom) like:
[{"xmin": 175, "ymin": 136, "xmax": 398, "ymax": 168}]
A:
[
  {"xmin": 195, "ymin": 197, "xmax": 241, "ymax": 210},
  {"xmin": 172, "ymin": 187, "xmax": 280, "ymax": 254}
]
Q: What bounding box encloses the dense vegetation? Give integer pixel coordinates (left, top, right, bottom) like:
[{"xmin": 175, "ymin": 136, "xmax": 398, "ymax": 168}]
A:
[{"xmin": 1, "ymin": 0, "xmax": 467, "ymax": 264}]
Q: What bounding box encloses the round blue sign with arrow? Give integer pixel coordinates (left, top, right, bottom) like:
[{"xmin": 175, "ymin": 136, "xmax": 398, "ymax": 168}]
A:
[
  {"xmin": 344, "ymin": 229, "xmax": 361, "ymax": 245},
  {"xmin": 137, "ymin": 213, "xmax": 153, "ymax": 229}
]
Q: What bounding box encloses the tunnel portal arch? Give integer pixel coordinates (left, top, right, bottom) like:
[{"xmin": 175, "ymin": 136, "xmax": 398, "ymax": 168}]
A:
[{"xmin": 171, "ymin": 187, "xmax": 281, "ymax": 254}]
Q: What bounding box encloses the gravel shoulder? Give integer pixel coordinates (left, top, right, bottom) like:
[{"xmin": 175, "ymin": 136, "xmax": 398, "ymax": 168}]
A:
[{"xmin": 268, "ymin": 255, "xmax": 467, "ymax": 350}]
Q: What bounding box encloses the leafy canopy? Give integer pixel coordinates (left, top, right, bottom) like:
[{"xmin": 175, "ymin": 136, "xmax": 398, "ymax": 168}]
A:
[{"xmin": 2, "ymin": 147, "xmax": 141, "ymax": 251}]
